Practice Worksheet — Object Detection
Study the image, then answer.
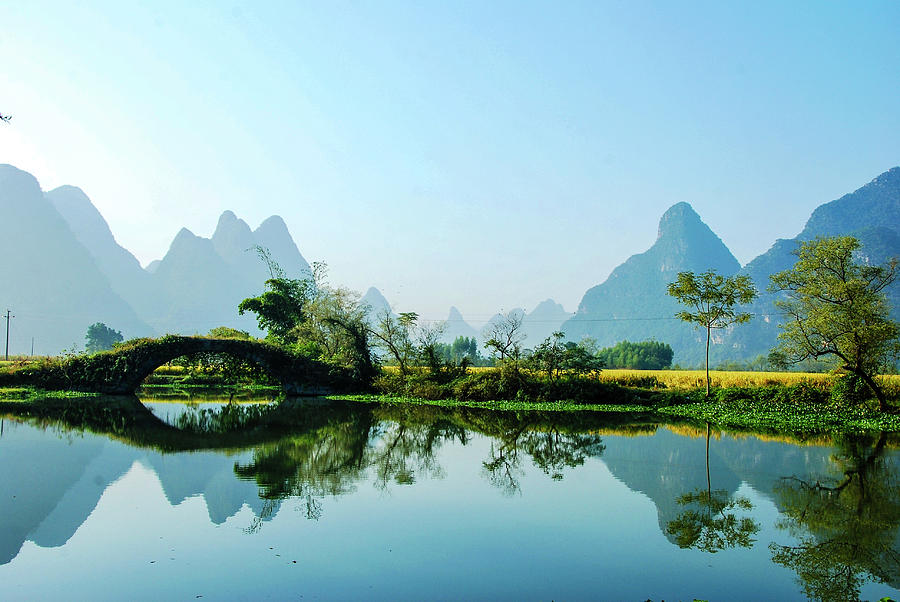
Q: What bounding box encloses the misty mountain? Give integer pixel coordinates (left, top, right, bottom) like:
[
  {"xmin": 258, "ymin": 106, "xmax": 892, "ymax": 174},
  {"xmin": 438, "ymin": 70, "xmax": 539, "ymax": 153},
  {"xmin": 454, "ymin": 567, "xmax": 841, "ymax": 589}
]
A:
[
  {"xmin": 0, "ymin": 164, "xmax": 152, "ymax": 354},
  {"xmin": 522, "ymin": 299, "xmax": 572, "ymax": 346},
  {"xmin": 440, "ymin": 306, "xmax": 479, "ymax": 343},
  {"xmin": 561, "ymin": 202, "xmax": 742, "ymax": 365},
  {"xmin": 1, "ymin": 165, "xmax": 313, "ymax": 353},
  {"xmin": 360, "ymin": 287, "xmax": 395, "ymax": 326},
  {"xmin": 46, "ymin": 185, "xmax": 159, "ymax": 321},
  {"xmin": 146, "ymin": 210, "xmax": 311, "ymax": 336},
  {"xmin": 727, "ymin": 167, "xmax": 900, "ymax": 361},
  {"xmin": 562, "ymin": 168, "xmax": 899, "ymax": 366},
  {"xmin": 50, "ymin": 183, "xmax": 311, "ymax": 337}
]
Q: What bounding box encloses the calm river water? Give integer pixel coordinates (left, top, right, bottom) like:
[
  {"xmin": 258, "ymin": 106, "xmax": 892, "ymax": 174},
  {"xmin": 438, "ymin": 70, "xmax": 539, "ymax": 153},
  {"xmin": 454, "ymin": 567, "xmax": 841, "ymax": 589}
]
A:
[{"xmin": 1, "ymin": 397, "xmax": 899, "ymax": 601}]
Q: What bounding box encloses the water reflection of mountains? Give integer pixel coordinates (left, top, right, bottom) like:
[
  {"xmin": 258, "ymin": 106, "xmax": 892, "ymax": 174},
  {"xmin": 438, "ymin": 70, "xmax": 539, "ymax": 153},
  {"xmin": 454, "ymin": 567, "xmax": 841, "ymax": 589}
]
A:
[{"xmin": 2, "ymin": 397, "xmax": 899, "ymax": 584}]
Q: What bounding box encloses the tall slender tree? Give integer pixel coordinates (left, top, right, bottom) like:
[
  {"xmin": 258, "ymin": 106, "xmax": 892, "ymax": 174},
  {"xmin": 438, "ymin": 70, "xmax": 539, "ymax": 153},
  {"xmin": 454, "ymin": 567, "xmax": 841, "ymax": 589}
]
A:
[{"xmin": 667, "ymin": 270, "xmax": 757, "ymax": 396}]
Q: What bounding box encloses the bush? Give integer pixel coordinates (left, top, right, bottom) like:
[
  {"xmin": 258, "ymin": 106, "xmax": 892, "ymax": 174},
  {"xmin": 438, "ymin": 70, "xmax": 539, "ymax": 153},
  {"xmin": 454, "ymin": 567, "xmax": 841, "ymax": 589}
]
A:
[
  {"xmin": 829, "ymin": 374, "xmax": 871, "ymax": 405},
  {"xmin": 712, "ymin": 383, "xmax": 830, "ymax": 405}
]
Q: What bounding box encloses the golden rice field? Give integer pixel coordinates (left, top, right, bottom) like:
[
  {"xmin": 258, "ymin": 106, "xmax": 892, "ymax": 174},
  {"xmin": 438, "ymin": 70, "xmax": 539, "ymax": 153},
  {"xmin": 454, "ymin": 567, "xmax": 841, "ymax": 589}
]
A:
[
  {"xmin": 598, "ymin": 368, "xmax": 900, "ymax": 393},
  {"xmin": 392, "ymin": 365, "xmax": 900, "ymax": 394},
  {"xmin": 598, "ymin": 368, "xmax": 832, "ymax": 389}
]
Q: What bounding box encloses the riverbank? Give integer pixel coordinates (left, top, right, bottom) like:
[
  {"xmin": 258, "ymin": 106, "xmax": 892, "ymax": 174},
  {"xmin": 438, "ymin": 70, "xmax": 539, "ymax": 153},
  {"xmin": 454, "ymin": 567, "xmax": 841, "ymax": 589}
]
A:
[
  {"xmin": 5, "ymin": 364, "xmax": 900, "ymax": 434},
  {"xmin": 332, "ymin": 390, "xmax": 900, "ymax": 434}
]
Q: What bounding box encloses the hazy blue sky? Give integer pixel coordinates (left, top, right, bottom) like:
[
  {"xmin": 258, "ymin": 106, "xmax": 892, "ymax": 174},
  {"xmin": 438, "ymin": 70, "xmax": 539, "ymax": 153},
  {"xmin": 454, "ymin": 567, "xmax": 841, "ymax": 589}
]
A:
[{"xmin": 2, "ymin": 1, "xmax": 899, "ymax": 323}]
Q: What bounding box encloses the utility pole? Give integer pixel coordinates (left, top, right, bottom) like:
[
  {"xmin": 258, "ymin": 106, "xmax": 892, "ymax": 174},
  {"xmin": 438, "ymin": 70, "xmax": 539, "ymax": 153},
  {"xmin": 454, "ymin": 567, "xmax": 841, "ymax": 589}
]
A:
[{"xmin": 4, "ymin": 309, "xmax": 13, "ymax": 361}]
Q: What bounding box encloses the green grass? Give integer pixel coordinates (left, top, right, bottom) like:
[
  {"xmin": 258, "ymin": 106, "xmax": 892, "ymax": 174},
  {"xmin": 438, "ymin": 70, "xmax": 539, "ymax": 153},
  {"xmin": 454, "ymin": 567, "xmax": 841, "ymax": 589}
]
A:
[
  {"xmin": 332, "ymin": 393, "xmax": 656, "ymax": 413},
  {"xmin": 0, "ymin": 386, "xmax": 101, "ymax": 403},
  {"xmin": 656, "ymin": 398, "xmax": 900, "ymax": 433},
  {"xmin": 332, "ymin": 389, "xmax": 900, "ymax": 434}
]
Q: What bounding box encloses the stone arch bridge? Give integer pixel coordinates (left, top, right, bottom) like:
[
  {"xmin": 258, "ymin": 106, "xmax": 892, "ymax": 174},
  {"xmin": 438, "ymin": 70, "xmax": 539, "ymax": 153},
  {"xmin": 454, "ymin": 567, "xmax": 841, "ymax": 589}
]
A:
[{"xmin": 20, "ymin": 336, "xmax": 350, "ymax": 395}]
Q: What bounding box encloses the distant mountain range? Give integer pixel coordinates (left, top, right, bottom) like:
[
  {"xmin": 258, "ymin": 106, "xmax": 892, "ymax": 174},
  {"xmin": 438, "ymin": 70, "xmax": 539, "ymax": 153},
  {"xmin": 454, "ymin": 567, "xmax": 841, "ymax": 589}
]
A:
[
  {"xmin": 1, "ymin": 163, "xmax": 897, "ymax": 360},
  {"xmin": 564, "ymin": 167, "xmax": 900, "ymax": 365},
  {"xmin": 0, "ymin": 164, "xmax": 309, "ymax": 353}
]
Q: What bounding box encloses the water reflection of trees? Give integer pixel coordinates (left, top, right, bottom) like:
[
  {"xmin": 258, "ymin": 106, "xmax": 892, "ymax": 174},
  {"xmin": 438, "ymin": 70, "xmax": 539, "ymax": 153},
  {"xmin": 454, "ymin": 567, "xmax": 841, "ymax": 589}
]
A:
[
  {"xmin": 368, "ymin": 419, "xmax": 470, "ymax": 489},
  {"xmin": 234, "ymin": 410, "xmax": 375, "ymax": 517},
  {"xmin": 770, "ymin": 432, "xmax": 900, "ymax": 602},
  {"xmin": 481, "ymin": 424, "xmax": 606, "ymax": 495},
  {"xmin": 666, "ymin": 424, "xmax": 759, "ymax": 553},
  {"xmin": 667, "ymin": 489, "xmax": 758, "ymax": 553},
  {"xmin": 2, "ymin": 397, "xmax": 629, "ymax": 531},
  {"xmin": 231, "ymin": 405, "xmax": 610, "ymax": 514}
]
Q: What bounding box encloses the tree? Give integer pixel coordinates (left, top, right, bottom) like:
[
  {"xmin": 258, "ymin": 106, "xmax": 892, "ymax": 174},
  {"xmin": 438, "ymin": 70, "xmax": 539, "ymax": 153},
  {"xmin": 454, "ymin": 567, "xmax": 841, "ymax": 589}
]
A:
[
  {"xmin": 293, "ymin": 282, "xmax": 378, "ymax": 384},
  {"xmin": 562, "ymin": 341, "xmax": 605, "ymax": 377},
  {"xmin": 415, "ymin": 320, "xmax": 447, "ymax": 375},
  {"xmin": 769, "ymin": 236, "xmax": 899, "ymax": 411},
  {"xmin": 241, "ymin": 253, "xmax": 378, "ymax": 385},
  {"xmin": 370, "ymin": 310, "xmax": 419, "ymax": 375},
  {"xmin": 238, "ymin": 256, "xmax": 323, "ymax": 345},
  {"xmin": 529, "ymin": 331, "xmax": 567, "ymax": 381},
  {"xmin": 595, "ymin": 340, "xmax": 673, "ymax": 370},
  {"xmin": 238, "ymin": 277, "xmax": 314, "ymax": 344},
  {"xmin": 484, "ymin": 311, "xmax": 525, "ymax": 362},
  {"xmin": 667, "ymin": 270, "xmax": 757, "ymax": 396},
  {"xmin": 450, "ymin": 336, "xmax": 479, "ymax": 363},
  {"xmin": 85, "ymin": 322, "xmax": 123, "ymax": 353}
]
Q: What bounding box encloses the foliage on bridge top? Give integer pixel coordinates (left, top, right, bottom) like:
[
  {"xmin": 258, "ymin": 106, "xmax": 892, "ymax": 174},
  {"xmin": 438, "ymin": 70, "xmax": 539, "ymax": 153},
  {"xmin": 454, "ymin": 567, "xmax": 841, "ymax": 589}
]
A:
[{"xmin": 0, "ymin": 335, "xmax": 361, "ymax": 395}]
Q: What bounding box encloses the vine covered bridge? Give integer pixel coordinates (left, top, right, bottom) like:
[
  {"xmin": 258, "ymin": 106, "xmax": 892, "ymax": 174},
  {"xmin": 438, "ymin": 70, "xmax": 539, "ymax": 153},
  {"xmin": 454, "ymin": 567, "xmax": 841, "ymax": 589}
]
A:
[{"xmin": 10, "ymin": 336, "xmax": 351, "ymax": 395}]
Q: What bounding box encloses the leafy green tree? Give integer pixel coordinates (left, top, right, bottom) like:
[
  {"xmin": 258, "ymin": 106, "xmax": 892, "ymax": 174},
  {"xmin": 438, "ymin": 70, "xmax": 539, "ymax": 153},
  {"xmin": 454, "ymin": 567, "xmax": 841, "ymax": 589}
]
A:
[
  {"xmin": 241, "ymin": 253, "xmax": 377, "ymax": 385},
  {"xmin": 528, "ymin": 331, "xmax": 567, "ymax": 381},
  {"xmin": 667, "ymin": 270, "xmax": 757, "ymax": 396},
  {"xmin": 562, "ymin": 341, "xmax": 605, "ymax": 377},
  {"xmin": 416, "ymin": 320, "xmax": 447, "ymax": 375},
  {"xmin": 451, "ymin": 336, "xmax": 479, "ymax": 363},
  {"xmin": 292, "ymin": 282, "xmax": 378, "ymax": 384},
  {"xmin": 85, "ymin": 322, "xmax": 123, "ymax": 353},
  {"xmin": 596, "ymin": 340, "xmax": 674, "ymax": 370},
  {"xmin": 238, "ymin": 276, "xmax": 315, "ymax": 344},
  {"xmin": 769, "ymin": 236, "xmax": 899, "ymax": 410}
]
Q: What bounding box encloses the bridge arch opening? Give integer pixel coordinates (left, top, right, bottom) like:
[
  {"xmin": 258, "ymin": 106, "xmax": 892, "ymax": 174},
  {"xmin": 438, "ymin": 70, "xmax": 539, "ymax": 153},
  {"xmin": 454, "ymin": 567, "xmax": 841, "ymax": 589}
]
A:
[{"xmin": 144, "ymin": 351, "xmax": 282, "ymax": 390}]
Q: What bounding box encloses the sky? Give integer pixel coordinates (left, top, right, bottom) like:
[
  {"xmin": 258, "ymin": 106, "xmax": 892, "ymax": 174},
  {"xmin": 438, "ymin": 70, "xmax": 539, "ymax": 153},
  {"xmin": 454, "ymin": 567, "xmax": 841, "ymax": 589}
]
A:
[{"xmin": 2, "ymin": 1, "xmax": 899, "ymax": 325}]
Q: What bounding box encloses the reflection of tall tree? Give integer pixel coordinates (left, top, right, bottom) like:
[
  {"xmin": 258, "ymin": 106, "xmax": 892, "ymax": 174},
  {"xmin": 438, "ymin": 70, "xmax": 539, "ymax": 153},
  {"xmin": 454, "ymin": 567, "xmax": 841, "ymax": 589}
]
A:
[
  {"xmin": 520, "ymin": 428, "xmax": 605, "ymax": 480},
  {"xmin": 666, "ymin": 423, "xmax": 759, "ymax": 553},
  {"xmin": 234, "ymin": 411, "xmax": 375, "ymax": 518},
  {"xmin": 479, "ymin": 417, "xmax": 605, "ymax": 494},
  {"xmin": 770, "ymin": 432, "xmax": 900, "ymax": 602},
  {"xmin": 234, "ymin": 413, "xmax": 470, "ymax": 519},
  {"xmin": 368, "ymin": 419, "xmax": 469, "ymax": 489},
  {"xmin": 483, "ymin": 441, "xmax": 524, "ymax": 496}
]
